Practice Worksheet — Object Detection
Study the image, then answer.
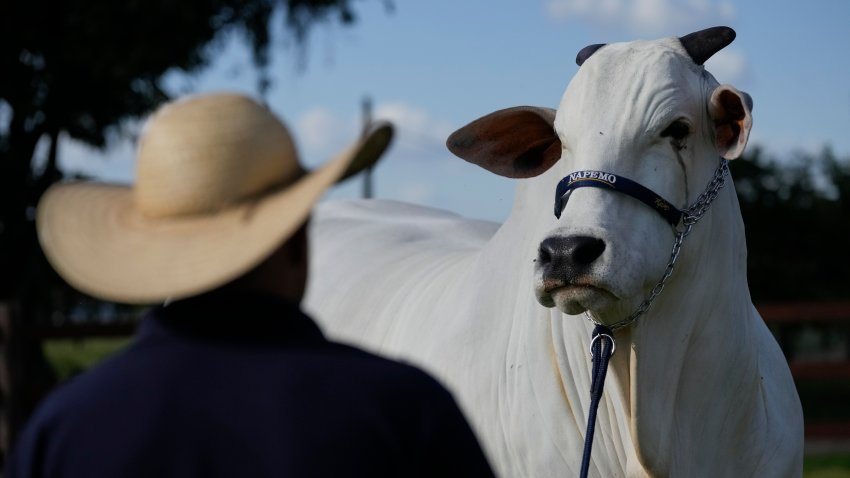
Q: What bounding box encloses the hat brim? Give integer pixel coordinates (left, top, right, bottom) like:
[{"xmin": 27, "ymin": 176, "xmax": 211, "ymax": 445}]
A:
[{"xmin": 37, "ymin": 122, "xmax": 393, "ymax": 304}]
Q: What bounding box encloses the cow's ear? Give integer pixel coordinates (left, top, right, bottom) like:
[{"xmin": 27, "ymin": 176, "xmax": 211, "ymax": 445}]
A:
[
  {"xmin": 447, "ymin": 106, "xmax": 561, "ymax": 178},
  {"xmin": 709, "ymin": 85, "xmax": 752, "ymax": 159}
]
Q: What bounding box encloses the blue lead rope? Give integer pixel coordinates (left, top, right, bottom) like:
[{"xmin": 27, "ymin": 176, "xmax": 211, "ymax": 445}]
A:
[
  {"xmin": 557, "ymin": 161, "xmax": 728, "ymax": 476},
  {"xmin": 579, "ymin": 325, "xmax": 615, "ymax": 478},
  {"xmin": 555, "ymin": 170, "xmax": 671, "ymax": 477}
]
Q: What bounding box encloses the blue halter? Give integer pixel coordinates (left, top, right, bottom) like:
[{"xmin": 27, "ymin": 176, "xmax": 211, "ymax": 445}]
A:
[{"xmin": 554, "ymin": 170, "xmax": 682, "ymax": 226}]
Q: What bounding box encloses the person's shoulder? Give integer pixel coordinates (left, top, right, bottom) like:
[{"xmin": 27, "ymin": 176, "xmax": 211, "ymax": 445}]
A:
[
  {"xmin": 17, "ymin": 371, "xmax": 98, "ymax": 444},
  {"xmin": 30, "ymin": 342, "xmax": 142, "ymax": 423}
]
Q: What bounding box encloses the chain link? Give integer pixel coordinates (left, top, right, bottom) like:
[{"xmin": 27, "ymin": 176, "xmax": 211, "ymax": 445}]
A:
[
  {"xmin": 682, "ymin": 160, "xmax": 730, "ymax": 229},
  {"xmin": 584, "ymin": 159, "xmax": 729, "ymax": 331}
]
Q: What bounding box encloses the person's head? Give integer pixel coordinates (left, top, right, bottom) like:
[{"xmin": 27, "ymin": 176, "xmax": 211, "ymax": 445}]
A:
[{"xmin": 36, "ymin": 93, "xmax": 392, "ymax": 305}]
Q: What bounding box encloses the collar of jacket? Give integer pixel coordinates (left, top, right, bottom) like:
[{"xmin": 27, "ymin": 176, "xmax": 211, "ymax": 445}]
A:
[{"xmin": 139, "ymin": 290, "xmax": 326, "ymax": 347}]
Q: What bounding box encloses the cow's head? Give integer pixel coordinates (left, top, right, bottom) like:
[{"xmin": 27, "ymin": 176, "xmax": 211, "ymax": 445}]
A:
[{"xmin": 448, "ymin": 27, "xmax": 752, "ymax": 325}]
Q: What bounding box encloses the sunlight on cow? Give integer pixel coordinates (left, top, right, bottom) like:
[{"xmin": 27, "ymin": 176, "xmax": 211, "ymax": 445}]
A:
[{"xmin": 306, "ymin": 27, "xmax": 803, "ymax": 477}]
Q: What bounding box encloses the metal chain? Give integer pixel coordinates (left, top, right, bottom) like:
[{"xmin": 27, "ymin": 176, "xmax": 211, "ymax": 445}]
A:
[
  {"xmin": 584, "ymin": 159, "xmax": 729, "ymax": 331},
  {"xmin": 682, "ymin": 160, "xmax": 730, "ymax": 229}
]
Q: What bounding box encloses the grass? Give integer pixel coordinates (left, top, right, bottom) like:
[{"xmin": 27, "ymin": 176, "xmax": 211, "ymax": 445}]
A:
[
  {"xmin": 798, "ymin": 378, "xmax": 850, "ymax": 477},
  {"xmin": 42, "ymin": 337, "xmax": 132, "ymax": 381},
  {"xmin": 805, "ymin": 455, "xmax": 850, "ymax": 477}
]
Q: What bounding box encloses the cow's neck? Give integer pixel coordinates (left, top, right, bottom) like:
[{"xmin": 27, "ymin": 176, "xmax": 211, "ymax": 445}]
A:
[
  {"xmin": 500, "ymin": 177, "xmax": 768, "ymax": 476},
  {"xmin": 605, "ymin": 187, "xmax": 762, "ymax": 475}
]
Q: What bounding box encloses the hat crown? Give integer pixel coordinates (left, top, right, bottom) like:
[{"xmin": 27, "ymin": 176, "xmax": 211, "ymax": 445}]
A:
[{"xmin": 135, "ymin": 94, "xmax": 300, "ymax": 218}]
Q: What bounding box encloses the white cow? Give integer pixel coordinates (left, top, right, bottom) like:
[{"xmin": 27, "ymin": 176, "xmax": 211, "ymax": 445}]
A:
[{"xmin": 305, "ymin": 27, "xmax": 803, "ymax": 477}]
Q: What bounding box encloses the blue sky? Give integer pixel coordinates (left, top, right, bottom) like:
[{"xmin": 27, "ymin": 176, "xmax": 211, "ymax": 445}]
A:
[{"xmin": 54, "ymin": 0, "xmax": 850, "ymax": 222}]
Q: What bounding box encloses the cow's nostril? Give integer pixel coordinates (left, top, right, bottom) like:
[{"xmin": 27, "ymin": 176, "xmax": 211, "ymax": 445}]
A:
[
  {"xmin": 538, "ymin": 243, "xmax": 553, "ymax": 265},
  {"xmin": 538, "ymin": 235, "xmax": 605, "ymax": 273},
  {"xmin": 569, "ymin": 236, "xmax": 606, "ymax": 266}
]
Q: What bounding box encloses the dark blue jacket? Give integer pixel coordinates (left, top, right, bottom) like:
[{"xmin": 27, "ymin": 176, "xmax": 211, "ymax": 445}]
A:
[{"xmin": 6, "ymin": 292, "xmax": 495, "ymax": 477}]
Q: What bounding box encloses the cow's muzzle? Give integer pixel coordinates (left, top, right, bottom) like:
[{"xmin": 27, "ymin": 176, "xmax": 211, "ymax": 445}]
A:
[{"xmin": 537, "ymin": 235, "xmax": 606, "ymax": 286}]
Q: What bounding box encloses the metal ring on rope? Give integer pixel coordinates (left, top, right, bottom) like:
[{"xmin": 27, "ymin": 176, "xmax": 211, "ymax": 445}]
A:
[{"xmin": 589, "ymin": 333, "xmax": 616, "ymax": 357}]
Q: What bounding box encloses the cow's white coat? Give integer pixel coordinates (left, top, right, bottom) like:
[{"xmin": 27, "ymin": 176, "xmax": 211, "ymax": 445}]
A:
[{"xmin": 305, "ymin": 35, "xmax": 803, "ymax": 477}]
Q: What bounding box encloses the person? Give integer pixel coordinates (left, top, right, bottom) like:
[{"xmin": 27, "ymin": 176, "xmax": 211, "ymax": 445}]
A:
[{"xmin": 6, "ymin": 93, "xmax": 495, "ymax": 477}]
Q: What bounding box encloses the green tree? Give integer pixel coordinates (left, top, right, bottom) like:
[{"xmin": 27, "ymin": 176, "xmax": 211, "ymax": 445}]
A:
[
  {"xmin": 731, "ymin": 147, "xmax": 850, "ymax": 301},
  {"xmin": 1, "ymin": 0, "xmax": 381, "ymax": 302}
]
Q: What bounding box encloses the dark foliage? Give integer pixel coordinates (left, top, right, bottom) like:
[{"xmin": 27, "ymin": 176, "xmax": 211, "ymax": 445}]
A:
[
  {"xmin": 0, "ymin": 0, "xmax": 379, "ymax": 302},
  {"xmin": 731, "ymin": 146, "xmax": 850, "ymax": 301}
]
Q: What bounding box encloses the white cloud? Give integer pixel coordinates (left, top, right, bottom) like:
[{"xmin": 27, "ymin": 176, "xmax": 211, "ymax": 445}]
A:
[
  {"xmin": 704, "ymin": 49, "xmax": 747, "ymax": 84},
  {"xmin": 373, "ymin": 102, "xmax": 454, "ymax": 156},
  {"xmin": 545, "ymin": 0, "xmax": 736, "ymax": 36},
  {"xmin": 375, "ymin": 103, "xmax": 431, "ymax": 136},
  {"xmin": 293, "ymin": 102, "xmax": 455, "ymax": 169},
  {"xmin": 295, "ymin": 107, "xmax": 355, "ymax": 155}
]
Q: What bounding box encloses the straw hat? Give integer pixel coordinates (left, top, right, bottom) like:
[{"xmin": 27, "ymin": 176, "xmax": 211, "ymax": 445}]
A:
[{"xmin": 37, "ymin": 92, "xmax": 393, "ymax": 304}]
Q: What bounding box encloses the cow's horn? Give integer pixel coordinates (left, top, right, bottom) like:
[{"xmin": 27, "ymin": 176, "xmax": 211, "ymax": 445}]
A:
[
  {"xmin": 679, "ymin": 26, "xmax": 736, "ymax": 65},
  {"xmin": 576, "ymin": 43, "xmax": 606, "ymax": 66}
]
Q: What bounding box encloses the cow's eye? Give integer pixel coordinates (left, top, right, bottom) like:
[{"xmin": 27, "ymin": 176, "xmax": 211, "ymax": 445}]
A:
[{"xmin": 660, "ymin": 120, "xmax": 690, "ymax": 141}]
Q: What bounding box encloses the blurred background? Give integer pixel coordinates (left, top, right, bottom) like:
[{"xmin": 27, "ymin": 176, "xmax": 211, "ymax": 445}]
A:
[{"xmin": 1, "ymin": 0, "xmax": 848, "ymax": 475}]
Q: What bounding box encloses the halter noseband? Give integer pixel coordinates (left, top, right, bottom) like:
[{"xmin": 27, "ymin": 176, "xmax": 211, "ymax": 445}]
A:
[
  {"xmin": 552, "ymin": 158, "xmax": 730, "ymax": 331},
  {"xmin": 554, "ymin": 170, "xmax": 683, "ymax": 226}
]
